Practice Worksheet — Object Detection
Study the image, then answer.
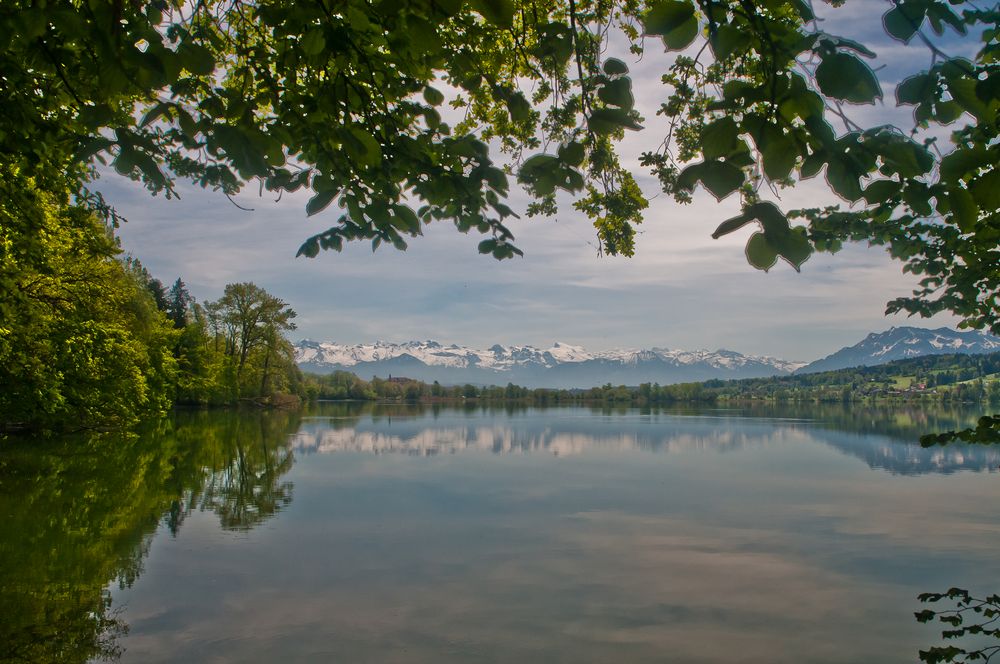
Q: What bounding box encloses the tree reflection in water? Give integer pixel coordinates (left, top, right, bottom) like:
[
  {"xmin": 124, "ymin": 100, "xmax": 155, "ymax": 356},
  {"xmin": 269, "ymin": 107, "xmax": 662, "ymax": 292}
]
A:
[
  {"xmin": 0, "ymin": 409, "xmax": 299, "ymax": 663},
  {"xmin": 166, "ymin": 411, "xmax": 296, "ymax": 533},
  {"xmin": 1, "ymin": 402, "xmax": 997, "ymax": 662}
]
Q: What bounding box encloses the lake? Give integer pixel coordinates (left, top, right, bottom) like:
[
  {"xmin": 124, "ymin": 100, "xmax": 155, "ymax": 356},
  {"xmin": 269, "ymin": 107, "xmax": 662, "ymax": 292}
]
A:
[{"xmin": 2, "ymin": 403, "xmax": 998, "ymax": 663}]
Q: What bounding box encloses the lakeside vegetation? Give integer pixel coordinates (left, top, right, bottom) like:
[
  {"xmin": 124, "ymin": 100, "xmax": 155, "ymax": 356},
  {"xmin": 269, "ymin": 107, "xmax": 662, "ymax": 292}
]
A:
[
  {"xmin": 0, "ymin": 180, "xmax": 305, "ymax": 433},
  {"xmin": 1, "ymin": 0, "xmax": 997, "ymax": 660},
  {"xmin": 301, "ymin": 351, "xmax": 1000, "ymax": 407},
  {"xmin": 5, "ymin": 190, "xmax": 996, "ymax": 438}
]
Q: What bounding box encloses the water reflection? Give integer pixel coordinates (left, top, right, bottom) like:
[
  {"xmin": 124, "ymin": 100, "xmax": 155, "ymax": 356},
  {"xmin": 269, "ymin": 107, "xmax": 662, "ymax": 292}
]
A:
[
  {"xmin": 1, "ymin": 403, "xmax": 997, "ymax": 664},
  {"xmin": 0, "ymin": 410, "xmax": 299, "ymax": 663},
  {"xmin": 292, "ymin": 402, "xmax": 999, "ymax": 474},
  {"xmin": 168, "ymin": 412, "xmax": 296, "ymax": 532},
  {"xmin": 111, "ymin": 403, "xmax": 1000, "ymax": 664}
]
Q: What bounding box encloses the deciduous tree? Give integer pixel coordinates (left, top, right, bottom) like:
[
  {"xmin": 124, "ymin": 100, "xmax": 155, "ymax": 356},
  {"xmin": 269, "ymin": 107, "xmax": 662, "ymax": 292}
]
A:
[{"xmin": 0, "ymin": 167, "xmax": 177, "ymax": 430}]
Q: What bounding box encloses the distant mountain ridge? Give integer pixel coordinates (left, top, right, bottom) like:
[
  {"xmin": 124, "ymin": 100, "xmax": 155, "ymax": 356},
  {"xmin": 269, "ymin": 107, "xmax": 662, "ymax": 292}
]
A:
[
  {"xmin": 796, "ymin": 326, "xmax": 1000, "ymax": 374},
  {"xmin": 295, "ymin": 326, "xmax": 1000, "ymax": 388},
  {"xmin": 295, "ymin": 339, "xmax": 805, "ymax": 388}
]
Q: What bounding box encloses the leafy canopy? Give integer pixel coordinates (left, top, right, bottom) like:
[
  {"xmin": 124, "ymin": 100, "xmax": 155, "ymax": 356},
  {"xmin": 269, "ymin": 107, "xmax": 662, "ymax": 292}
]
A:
[
  {"xmin": 0, "ymin": 166, "xmax": 178, "ymax": 430},
  {"xmin": 2, "ymin": 0, "xmax": 997, "ymax": 329}
]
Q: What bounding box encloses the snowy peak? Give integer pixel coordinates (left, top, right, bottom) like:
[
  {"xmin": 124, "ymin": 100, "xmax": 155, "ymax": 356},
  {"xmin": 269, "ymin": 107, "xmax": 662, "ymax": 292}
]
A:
[
  {"xmin": 797, "ymin": 326, "xmax": 1000, "ymax": 374},
  {"xmin": 546, "ymin": 342, "xmax": 592, "ymax": 363},
  {"xmin": 294, "ymin": 339, "xmax": 804, "ymax": 388}
]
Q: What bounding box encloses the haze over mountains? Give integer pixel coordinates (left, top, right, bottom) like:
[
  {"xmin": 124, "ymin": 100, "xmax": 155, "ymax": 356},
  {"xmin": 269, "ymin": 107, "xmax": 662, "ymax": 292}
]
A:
[{"xmin": 294, "ymin": 326, "xmax": 1000, "ymax": 389}]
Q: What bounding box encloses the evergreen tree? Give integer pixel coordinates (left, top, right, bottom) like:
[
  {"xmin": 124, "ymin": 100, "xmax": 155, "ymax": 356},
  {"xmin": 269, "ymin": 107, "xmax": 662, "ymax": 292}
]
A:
[{"xmin": 166, "ymin": 278, "xmax": 193, "ymax": 328}]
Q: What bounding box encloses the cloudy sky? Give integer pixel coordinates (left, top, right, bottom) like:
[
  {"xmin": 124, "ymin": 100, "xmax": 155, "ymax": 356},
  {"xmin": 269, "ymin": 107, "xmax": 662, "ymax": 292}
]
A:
[{"xmin": 110, "ymin": 0, "xmax": 966, "ymax": 363}]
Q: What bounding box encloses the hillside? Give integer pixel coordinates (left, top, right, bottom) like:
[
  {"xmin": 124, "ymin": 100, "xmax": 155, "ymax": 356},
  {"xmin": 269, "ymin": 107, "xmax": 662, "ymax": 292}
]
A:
[{"xmin": 797, "ymin": 327, "xmax": 1000, "ymax": 374}]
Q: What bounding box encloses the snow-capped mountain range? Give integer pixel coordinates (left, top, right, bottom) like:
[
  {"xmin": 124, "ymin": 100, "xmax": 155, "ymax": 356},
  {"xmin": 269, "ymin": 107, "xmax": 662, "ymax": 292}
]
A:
[
  {"xmin": 295, "ymin": 326, "xmax": 1000, "ymax": 388},
  {"xmin": 796, "ymin": 326, "xmax": 1000, "ymax": 374},
  {"xmin": 295, "ymin": 339, "xmax": 805, "ymax": 388}
]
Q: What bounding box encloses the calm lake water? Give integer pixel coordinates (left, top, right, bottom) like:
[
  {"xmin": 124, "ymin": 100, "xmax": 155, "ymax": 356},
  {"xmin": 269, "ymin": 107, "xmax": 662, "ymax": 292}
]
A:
[{"xmin": 2, "ymin": 403, "xmax": 999, "ymax": 663}]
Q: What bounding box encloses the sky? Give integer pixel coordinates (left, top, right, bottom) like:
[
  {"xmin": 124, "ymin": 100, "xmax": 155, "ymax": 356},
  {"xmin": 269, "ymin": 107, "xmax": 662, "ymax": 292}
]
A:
[{"xmin": 110, "ymin": 0, "xmax": 969, "ymax": 363}]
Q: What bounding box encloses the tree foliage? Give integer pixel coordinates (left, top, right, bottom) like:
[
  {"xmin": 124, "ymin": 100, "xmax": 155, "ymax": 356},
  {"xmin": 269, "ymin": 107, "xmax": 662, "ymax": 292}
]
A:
[
  {"xmin": 0, "ymin": 168, "xmax": 302, "ymax": 430},
  {"xmin": 134, "ymin": 275, "xmax": 303, "ymax": 408},
  {"xmin": 2, "ymin": 0, "xmax": 997, "ymax": 331},
  {"xmin": 0, "ymin": 167, "xmax": 178, "ymax": 431}
]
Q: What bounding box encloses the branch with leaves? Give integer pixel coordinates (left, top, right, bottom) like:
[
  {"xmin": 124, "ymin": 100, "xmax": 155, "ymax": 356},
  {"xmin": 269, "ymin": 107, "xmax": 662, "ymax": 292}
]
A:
[
  {"xmin": 2, "ymin": 0, "xmax": 998, "ymax": 329},
  {"xmin": 916, "ymin": 588, "xmax": 1000, "ymax": 664}
]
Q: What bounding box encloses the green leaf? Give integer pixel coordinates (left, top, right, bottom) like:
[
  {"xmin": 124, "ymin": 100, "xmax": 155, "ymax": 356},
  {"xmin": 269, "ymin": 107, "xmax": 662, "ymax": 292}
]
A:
[
  {"xmin": 140, "ymin": 102, "xmax": 173, "ymax": 128},
  {"xmin": 948, "ymin": 188, "xmax": 979, "ymax": 232},
  {"xmin": 800, "ymin": 151, "xmax": 826, "ymax": 179},
  {"xmin": 770, "ymin": 227, "xmax": 812, "ymax": 271},
  {"xmin": 560, "ymin": 168, "xmax": 586, "ymax": 192},
  {"xmin": 470, "ymin": 0, "xmax": 516, "ymax": 27},
  {"xmin": 927, "ymin": 3, "xmax": 966, "ymax": 35},
  {"xmin": 342, "ymin": 127, "xmax": 382, "ymax": 167},
  {"xmin": 482, "ymin": 165, "xmax": 509, "ymax": 193},
  {"xmin": 789, "ymin": 0, "xmax": 814, "ymax": 20},
  {"xmin": 815, "ymin": 52, "xmax": 882, "ymax": 103},
  {"xmin": 406, "ymin": 16, "xmax": 442, "ymax": 54},
  {"xmin": 745, "ymin": 232, "xmax": 778, "ymax": 271},
  {"xmin": 423, "ymin": 107, "xmax": 441, "ymax": 130},
  {"xmin": 712, "ymin": 211, "xmax": 753, "ymax": 239},
  {"xmin": 520, "ymin": 154, "xmax": 560, "ymax": 173},
  {"xmin": 306, "ymin": 189, "xmax": 338, "ymax": 216},
  {"xmin": 759, "ymin": 131, "xmax": 797, "ymax": 181},
  {"xmin": 863, "ymin": 179, "xmax": 901, "ymax": 204},
  {"xmin": 883, "ymin": 4, "xmax": 925, "ymax": 43},
  {"xmin": 603, "ymin": 58, "xmax": 629, "ymax": 76},
  {"xmin": 826, "ymin": 160, "xmax": 863, "ymax": 201},
  {"xmin": 598, "ymin": 77, "xmax": 635, "ymax": 110},
  {"xmin": 970, "ymin": 170, "xmax": 1000, "ymax": 212},
  {"xmin": 933, "ymin": 100, "xmax": 963, "ymax": 124},
  {"xmin": 297, "ymin": 237, "xmax": 320, "ymax": 258},
  {"xmin": 518, "ymin": 154, "xmax": 561, "ymax": 195},
  {"xmin": 701, "ymin": 117, "xmax": 740, "ymax": 159},
  {"xmin": 746, "ymin": 201, "xmax": 790, "ymax": 235},
  {"xmin": 902, "ymin": 184, "xmax": 934, "ymax": 216},
  {"xmin": 434, "ymin": 0, "xmax": 463, "ymax": 16},
  {"xmin": 588, "ymin": 108, "xmax": 643, "ymax": 133},
  {"xmin": 947, "ymin": 77, "xmax": 991, "ymax": 122},
  {"xmin": 178, "ymin": 42, "xmax": 216, "ymax": 76},
  {"xmin": 710, "ymin": 24, "xmax": 751, "ymax": 60},
  {"xmin": 507, "ymin": 93, "xmax": 532, "ymax": 123},
  {"xmin": 534, "ymin": 22, "xmax": 575, "ymax": 64},
  {"xmin": 699, "ymin": 161, "xmax": 744, "ymax": 199},
  {"xmin": 300, "ymin": 28, "xmax": 326, "ymax": 56},
  {"xmin": 213, "ymin": 125, "xmax": 268, "ymax": 177},
  {"xmin": 879, "ymin": 139, "xmax": 934, "ymax": 178},
  {"xmin": 643, "ymin": 0, "xmax": 699, "ymax": 50},
  {"xmin": 75, "ymin": 136, "xmax": 114, "ymax": 162},
  {"xmin": 896, "ymin": 73, "xmax": 935, "ymax": 105},
  {"xmin": 423, "ymin": 86, "xmax": 445, "ymax": 106},
  {"xmin": 558, "ymin": 141, "xmax": 586, "ymax": 167},
  {"xmin": 393, "ymin": 204, "xmax": 421, "ymax": 233},
  {"xmin": 17, "ymin": 11, "xmax": 47, "ymax": 39},
  {"xmin": 940, "ymin": 146, "xmax": 990, "ymax": 182},
  {"xmin": 820, "ymin": 35, "xmax": 877, "ymax": 58},
  {"xmin": 976, "ymin": 75, "xmax": 1000, "ymax": 104}
]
